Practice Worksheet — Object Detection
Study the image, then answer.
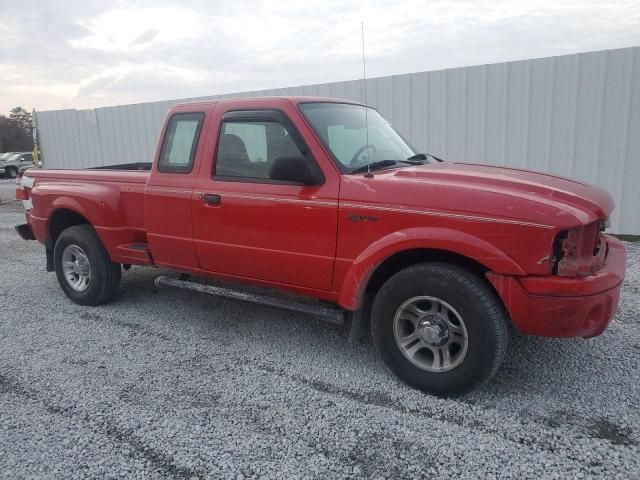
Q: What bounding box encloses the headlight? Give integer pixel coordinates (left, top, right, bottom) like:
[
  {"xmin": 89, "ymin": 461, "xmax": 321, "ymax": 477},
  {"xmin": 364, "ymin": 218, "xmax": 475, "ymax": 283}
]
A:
[{"xmin": 553, "ymin": 221, "xmax": 606, "ymax": 277}]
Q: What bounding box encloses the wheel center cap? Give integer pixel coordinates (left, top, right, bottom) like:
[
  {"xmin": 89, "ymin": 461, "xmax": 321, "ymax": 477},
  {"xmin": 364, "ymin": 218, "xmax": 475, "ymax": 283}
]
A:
[
  {"xmin": 419, "ymin": 315, "xmax": 448, "ymax": 345},
  {"xmin": 75, "ymin": 259, "xmax": 89, "ymax": 276}
]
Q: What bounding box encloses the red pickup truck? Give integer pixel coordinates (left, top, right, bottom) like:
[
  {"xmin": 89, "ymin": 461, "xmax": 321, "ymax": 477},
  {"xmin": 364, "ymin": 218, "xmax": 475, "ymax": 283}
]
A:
[{"xmin": 15, "ymin": 97, "xmax": 625, "ymax": 396}]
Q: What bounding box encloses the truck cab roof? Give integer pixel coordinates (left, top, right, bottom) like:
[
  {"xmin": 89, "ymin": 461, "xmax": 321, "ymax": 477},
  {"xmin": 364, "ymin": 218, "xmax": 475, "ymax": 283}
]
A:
[{"xmin": 172, "ymin": 96, "xmax": 365, "ymax": 110}]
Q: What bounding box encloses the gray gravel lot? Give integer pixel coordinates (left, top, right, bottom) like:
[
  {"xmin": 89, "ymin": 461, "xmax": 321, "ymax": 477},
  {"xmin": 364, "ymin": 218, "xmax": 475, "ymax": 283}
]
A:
[
  {"xmin": 0, "ymin": 179, "xmax": 17, "ymax": 204},
  {"xmin": 0, "ymin": 199, "xmax": 639, "ymax": 479}
]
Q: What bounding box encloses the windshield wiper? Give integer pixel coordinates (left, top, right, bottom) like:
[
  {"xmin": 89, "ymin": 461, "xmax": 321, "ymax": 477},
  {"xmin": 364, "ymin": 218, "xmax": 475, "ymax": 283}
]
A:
[
  {"xmin": 405, "ymin": 153, "xmax": 444, "ymax": 163},
  {"xmin": 398, "ymin": 159, "xmax": 425, "ymax": 165},
  {"xmin": 351, "ymin": 154, "xmax": 444, "ymax": 175},
  {"xmin": 350, "ymin": 160, "xmax": 398, "ymax": 174}
]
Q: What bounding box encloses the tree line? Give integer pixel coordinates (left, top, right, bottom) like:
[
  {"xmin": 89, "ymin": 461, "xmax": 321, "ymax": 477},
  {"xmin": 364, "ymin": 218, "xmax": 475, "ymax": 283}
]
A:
[{"xmin": 0, "ymin": 107, "xmax": 34, "ymax": 153}]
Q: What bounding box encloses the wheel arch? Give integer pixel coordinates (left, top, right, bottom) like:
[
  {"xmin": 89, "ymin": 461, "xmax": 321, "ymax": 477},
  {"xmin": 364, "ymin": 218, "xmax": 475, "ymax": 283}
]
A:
[
  {"xmin": 49, "ymin": 207, "xmax": 91, "ymax": 246},
  {"xmin": 365, "ymin": 248, "xmax": 490, "ymax": 297},
  {"xmin": 337, "ymin": 227, "xmax": 525, "ymax": 310}
]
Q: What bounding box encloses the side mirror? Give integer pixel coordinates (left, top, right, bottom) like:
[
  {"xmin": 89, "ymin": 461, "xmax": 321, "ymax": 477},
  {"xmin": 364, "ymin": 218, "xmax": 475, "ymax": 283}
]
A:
[{"xmin": 269, "ymin": 155, "xmax": 324, "ymax": 185}]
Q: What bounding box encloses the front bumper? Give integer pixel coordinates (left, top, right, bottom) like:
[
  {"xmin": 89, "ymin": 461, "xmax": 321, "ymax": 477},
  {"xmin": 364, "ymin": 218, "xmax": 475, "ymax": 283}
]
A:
[
  {"xmin": 487, "ymin": 235, "xmax": 626, "ymax": 338},
  {"xmin": 0, "ymin": 167, "xmax": 5, "ymax": 175}
]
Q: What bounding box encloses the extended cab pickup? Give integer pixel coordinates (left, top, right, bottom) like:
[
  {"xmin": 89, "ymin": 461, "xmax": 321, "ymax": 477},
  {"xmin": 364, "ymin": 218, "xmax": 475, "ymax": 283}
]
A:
[{"xmin": 15, "ymin": 97, "xmax": 626, "ymax": 396}]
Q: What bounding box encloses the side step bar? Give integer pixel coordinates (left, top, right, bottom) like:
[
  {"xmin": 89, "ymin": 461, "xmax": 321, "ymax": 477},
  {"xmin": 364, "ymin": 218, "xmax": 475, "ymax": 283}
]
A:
[{"xmin": 154, "ymin": 275, "xmax": 347, "ymax": 325}]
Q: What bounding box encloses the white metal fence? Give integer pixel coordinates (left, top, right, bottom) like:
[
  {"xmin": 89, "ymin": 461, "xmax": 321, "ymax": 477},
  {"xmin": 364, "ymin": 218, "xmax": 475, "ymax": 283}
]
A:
[{"xmin": 34, "ymin": 46, "xmax": 640, "ymax": 234}]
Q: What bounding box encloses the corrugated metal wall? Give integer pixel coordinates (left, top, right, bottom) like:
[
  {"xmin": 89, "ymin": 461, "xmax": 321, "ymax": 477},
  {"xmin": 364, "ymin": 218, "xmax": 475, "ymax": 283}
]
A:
[{"xmin": 34, "ymin": 46, "xmax": 640, "ymax": 234}]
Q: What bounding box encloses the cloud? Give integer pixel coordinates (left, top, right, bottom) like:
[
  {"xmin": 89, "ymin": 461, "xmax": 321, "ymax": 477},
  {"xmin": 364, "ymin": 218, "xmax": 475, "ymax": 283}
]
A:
[
  {"xmin": 69, "ymin": 7, "xmax": 201, "ymax": 52},
  {"xmin": 129, "ymin": 29, "xmax": 159, "ymax": 48},
  {"xmin": 0, "ymin": 0, "xmax": 639, "ymax": 113}
]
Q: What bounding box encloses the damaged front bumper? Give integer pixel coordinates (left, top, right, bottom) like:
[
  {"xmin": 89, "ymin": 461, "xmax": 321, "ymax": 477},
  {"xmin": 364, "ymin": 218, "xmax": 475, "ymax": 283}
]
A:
[{"xmin": 487, "ymin": 235, "xmax": 626, "ymax": 338}]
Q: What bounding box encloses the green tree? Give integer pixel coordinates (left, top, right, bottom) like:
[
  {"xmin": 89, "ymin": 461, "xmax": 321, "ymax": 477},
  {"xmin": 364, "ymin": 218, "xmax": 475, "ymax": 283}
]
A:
[
  {"xmin": 0, "ymin": 107, "xmax": 33, "ymax": 153},
  {"xmin": 9, "ymin": 107, "xmax": 32, "ymax": 135}
]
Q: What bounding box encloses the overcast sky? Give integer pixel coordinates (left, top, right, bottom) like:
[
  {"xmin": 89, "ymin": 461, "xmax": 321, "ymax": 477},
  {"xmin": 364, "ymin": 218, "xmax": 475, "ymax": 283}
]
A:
[{"xmin": 1, "ymin": 0, "xmax": 638, "ymax": 114}]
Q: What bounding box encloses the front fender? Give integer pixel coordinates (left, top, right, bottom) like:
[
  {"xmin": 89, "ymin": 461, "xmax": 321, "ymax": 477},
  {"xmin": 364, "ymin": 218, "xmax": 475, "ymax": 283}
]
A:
[{"xmin": 337, "ymin": 227, "xmax": 526, "ymax": 310}]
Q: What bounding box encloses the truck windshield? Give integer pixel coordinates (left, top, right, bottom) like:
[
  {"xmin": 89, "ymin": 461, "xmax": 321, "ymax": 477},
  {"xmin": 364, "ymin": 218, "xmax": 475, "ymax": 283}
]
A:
[
  {"xmin": 0, "ymin": 153, "xmax": 12, "ymax": 161},
  {"xmin": 299, "ymin": 102, "xmax": 416, "ymax": 173}
]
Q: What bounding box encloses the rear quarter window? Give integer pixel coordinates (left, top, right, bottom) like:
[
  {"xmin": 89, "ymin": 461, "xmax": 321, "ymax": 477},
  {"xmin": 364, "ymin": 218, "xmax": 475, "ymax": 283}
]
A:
[{"xmin": 158, "ymin": 113, "xmax": 204, "ymax": 173}]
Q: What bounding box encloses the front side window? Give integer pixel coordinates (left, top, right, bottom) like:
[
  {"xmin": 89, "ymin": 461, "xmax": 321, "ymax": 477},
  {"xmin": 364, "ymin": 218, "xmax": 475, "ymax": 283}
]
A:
[
  {"xmin": 158, "ymin": 113, "xmax": 204, "ymax": 173},
  {"xmin": 299, "ymin": 102, "xmax": 416, "ymax": 172},
  {"xmin": 215, "ymin": 119, "xmax": 304, "ymax": 180}
]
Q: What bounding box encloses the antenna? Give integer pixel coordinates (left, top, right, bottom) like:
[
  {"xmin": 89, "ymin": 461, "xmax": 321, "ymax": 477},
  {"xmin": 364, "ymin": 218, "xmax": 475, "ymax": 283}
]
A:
[{"xmin": 361, "ymin": 22, "xmax": 373, "ymax": 178}]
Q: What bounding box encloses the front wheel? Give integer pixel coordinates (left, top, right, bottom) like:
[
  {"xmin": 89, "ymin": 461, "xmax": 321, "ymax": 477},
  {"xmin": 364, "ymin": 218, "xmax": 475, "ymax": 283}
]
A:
[
  {"xmin": 371, "ymin": 263, "xmax": 508, "ymax": 397},
  {"xmin": 54, "ymin": 225, "xmax": 121, "ymax": 305},
  {"xmin": 5, "ymin": 167, "xmax": 17, "ymax": 179}
]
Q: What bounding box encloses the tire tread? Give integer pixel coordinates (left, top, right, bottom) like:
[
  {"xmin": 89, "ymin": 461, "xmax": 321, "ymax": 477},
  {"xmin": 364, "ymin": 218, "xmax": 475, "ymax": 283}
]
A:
[
  {"xmin": 371, "ymin": 262, "xmax": 508, "ymax": 396},
  {"xmin": 54, "ymin": 225, "xmax": 121, "ymax": 305}
]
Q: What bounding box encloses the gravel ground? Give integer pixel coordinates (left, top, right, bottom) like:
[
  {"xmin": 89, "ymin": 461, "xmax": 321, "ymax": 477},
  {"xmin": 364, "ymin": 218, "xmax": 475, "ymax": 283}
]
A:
[
  {"xmin": 0, "ymin": 200, "xmax": 639, "ymax": 479},
  {"xmin": 0, "ymin": 179, "xmax": 17, "ymax": 204}
]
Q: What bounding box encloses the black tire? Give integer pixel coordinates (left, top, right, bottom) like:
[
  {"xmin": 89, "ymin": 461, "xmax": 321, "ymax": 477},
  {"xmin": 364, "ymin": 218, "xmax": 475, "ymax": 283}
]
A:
[
  {"xmin": 6, "ymin": 167, "xmax": 17, "ymax": 179},
  {"xmin": 53, "ymin": 225, "xmax": 121, "ymax": 306},
  {"xmin": 371, "ymin": 262, "xmax": 508, "ymax": 397}
]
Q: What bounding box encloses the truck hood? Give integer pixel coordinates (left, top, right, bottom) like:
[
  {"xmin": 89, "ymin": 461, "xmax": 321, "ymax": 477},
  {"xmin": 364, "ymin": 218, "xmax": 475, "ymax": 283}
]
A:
[{"xmin": 373, "ymin": 162, "xmax": 614, "ymax": 227}]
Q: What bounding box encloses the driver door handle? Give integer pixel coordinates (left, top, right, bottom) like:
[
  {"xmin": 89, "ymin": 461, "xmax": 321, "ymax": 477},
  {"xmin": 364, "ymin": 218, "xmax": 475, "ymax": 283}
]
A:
[{"xmin": 203, "ymin": 193, "xmax": 221, "ymax": 205}]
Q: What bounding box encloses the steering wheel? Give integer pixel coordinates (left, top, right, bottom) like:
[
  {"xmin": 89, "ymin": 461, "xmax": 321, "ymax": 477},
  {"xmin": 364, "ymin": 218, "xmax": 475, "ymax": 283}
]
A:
[{"xmin": 350, "ymin": 144, "xmax": 377, "ymax": 166}]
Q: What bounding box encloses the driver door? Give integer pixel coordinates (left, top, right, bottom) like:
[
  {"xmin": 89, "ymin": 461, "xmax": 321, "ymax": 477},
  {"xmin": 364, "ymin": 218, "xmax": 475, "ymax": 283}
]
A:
[{"xmin": 192, "ymin": 108, "xmax": 340, "ymax": 291}]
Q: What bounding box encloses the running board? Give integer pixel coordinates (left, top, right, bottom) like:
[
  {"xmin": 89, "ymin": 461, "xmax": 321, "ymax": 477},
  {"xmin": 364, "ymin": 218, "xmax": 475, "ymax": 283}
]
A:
[{"xmin": 154, "ymin": 275, "xmax": 347, "ymax": 325}]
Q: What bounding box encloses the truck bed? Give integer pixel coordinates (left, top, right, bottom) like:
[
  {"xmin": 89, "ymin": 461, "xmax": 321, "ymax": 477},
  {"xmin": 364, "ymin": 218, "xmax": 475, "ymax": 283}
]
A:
[{"xmin": 24, "ymin": 168, "xmax": 152, "ymax": 265}]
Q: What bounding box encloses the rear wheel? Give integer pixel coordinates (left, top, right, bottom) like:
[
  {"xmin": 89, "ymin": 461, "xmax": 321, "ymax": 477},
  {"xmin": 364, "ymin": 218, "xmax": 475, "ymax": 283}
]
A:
[
  {"xmin": 371, "ymin": 262, "xmax": 508, "ymax": 397},
  {"xmin": 53, "ymin": 225, "xmax": 121, "ymax": 305}
]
